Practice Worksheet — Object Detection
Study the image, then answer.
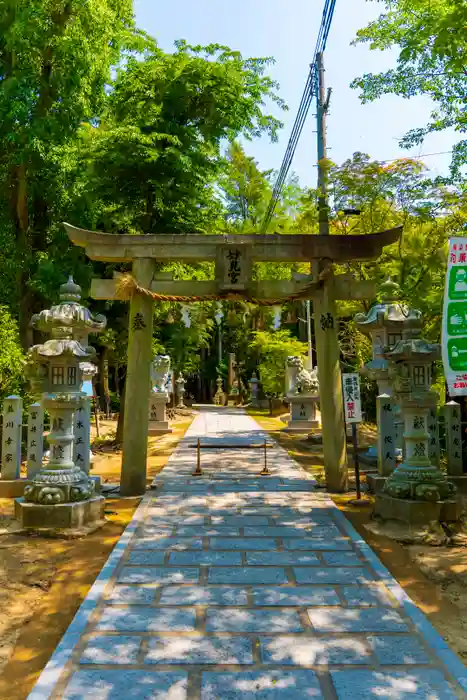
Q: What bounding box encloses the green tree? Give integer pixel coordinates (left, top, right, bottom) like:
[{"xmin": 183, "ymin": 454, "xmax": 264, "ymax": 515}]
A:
[
  {"xmin": 221, "ymin": 142, "xmax": 273, "ymax": 229},
  {"xmin": 0, "ymin": 307, "xmax": 25, "ymax": 400},
  {"xmin": 0, "ymin": 0, "xmax": 145, "ymax": 346},
  {"xmin": 74, "ymin": 42, "xmax": 286, "ymax": 235},
  {"xmin": 351, "ymin": 0, "xmax": 467, "ymax": 172},
  {"xmin": 249, "ymin": 329, "xmax": 307, "ymax": 412}
]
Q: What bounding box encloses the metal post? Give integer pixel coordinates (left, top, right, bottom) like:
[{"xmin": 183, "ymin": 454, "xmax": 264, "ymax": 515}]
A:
[
  {"xmin": 352, "ymin": 423, "xmax": 361, "ymax": 500},
  {"xmin": 260, "ymin": 439, "xmax": 270, "ymax": 476},
  {"xmin": 193, "ymin": 438, "xmax": 202, "ymax": 476}
]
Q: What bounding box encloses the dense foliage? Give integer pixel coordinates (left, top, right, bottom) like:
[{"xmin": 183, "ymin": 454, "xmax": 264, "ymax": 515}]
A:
[
  {"xmin": 351, "ymin": 0, "xmax": 467, "ymax": 173},
  {"xmin": 0, "ymin": 0, "xmax": 466, "ymax": 411}
]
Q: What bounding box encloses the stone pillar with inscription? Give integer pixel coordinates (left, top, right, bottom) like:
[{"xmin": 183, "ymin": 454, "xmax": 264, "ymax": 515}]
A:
[
  {"xmin": 74, "ymin": 401, "xmax": 91, "ymax": 474},
  {"xmin": 367, "ymin": 394, "xmax": 396, "ymax": 494},
  {"xmin": 27, "ymin": 402, "xmax": 44, "ymax": 479},
  {"xmin": 444, "ymin": 400, "xmax": 467, "ymax": 492},
  {"xmin": 1, "ymin": 396, "xmax": 22, "ymax": 480},
  {"xmin": 376, "ymin": 394, "xmax": 396, "ymax": 475}
]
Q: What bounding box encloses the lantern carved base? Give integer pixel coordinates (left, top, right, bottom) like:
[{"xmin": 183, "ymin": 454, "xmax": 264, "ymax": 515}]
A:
[
  {"xmin": 15, "ymin": 495, "xmax": 105, "ymax": 534},
  {"xmin": 24, "ymin": 467, "xmax": 95, "ymax": 505},
  {"xmin": 383, "ymin": 464, "xmax": 456, "ymax": 502}
]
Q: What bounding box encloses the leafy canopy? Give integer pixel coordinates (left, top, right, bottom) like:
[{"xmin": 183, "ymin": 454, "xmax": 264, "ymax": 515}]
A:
[
  {"xmin": 76, "ymin": 42, "xmax": 286, "ymax": 234},
  {"xmin": 249, "ymin": 330, "xmax": 307, "ymax": 398},
  {"xmin": 351, "ymin": 0, "xmax": 467, "ymax": 172}
]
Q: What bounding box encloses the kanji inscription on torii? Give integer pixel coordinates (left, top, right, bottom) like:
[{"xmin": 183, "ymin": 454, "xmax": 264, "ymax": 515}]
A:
[{"xmin": 217, "ymin": 244, "xmax": 251, "ymax": 291}]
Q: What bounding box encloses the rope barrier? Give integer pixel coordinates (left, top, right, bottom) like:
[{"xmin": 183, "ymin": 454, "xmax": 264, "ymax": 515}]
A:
[{"xmin": 115, "ymin": 273, "xmax": 325, "ymax": 307}]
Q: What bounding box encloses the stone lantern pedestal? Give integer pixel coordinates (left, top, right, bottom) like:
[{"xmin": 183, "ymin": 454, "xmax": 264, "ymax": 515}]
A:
[
  {"xmin": 283, "ymin": 357, "xmax": 321, "ymax": 433},
  {"xmin": 286, "ymin": 395, "xmax": 320, "ymax": 433},
  {"xmin": 148, "ymin": 355, "xmax": 172, "ymax": 435},
  {"xmin": 148, "ymin": 393, "xmax": 172, "ymax": 435},
  {"xmin": 15, "ymin": 277, "xmax": 106, "ymax": 534}
]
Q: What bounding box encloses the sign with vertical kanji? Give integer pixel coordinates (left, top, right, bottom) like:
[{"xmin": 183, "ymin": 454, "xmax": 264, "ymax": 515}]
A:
[
  {"xmin": 442, "ymin": 237, "xmax": 467, "ymax": 395},
  {"xmin": 342, "ymin": 373, "xmax": 362, "ymax": 423}
]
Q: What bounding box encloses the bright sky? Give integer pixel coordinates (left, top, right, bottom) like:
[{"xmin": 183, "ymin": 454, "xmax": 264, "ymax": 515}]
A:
[{"xmin": 134, "ymin": 0, "xmax": 457, "ymax": 187}]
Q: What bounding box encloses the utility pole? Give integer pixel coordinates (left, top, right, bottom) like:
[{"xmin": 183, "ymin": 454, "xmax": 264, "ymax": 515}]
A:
[
  {"xmin": 312, "ymin": 52, "xmax": 348, "ymax": 492},
  {"xmin": 317, "ymin": 52, "xmax": 330, "ymax": 236}
]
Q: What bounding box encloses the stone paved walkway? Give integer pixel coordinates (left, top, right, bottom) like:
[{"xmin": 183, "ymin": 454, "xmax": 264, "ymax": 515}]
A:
[{"xmin": 30, "ymin": 409, "xmax": 467, "ymax": 699}]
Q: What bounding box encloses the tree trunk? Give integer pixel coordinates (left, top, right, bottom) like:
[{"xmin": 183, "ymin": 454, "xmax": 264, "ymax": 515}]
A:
[
  {"xmin": 13, "ymin": 163, "xmax": 33, "ymax": 350},
  {"xmin": 115, "ymin": 377, "xmax": 126, "ymax": 444},
  {"xmin": 99, "ymin": 347, "xmax": 111, "ymax": 418}
]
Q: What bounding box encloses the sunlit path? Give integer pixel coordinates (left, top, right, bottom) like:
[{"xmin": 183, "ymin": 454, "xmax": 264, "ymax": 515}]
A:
[{"xmin": 29, "ymin": 409, "xmax": 467, "ymax": 699}]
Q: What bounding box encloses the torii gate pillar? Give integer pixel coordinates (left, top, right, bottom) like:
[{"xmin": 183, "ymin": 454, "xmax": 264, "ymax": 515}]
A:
[
  {"xmin": 121, "ymin": 258, "xmax": 155, "ymax": 496},
  {"xmin": 314, "ymin": 278, "xmax": 347, "ymax": 491}
]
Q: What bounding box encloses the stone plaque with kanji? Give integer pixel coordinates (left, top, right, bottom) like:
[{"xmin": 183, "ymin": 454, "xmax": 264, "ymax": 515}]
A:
[{"xmin": 216, "ymin": 245, "xmax": 251, "ymax": 292}]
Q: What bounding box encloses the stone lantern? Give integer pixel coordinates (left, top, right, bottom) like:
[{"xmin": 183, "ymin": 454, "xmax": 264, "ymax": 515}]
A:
[
  {"xmin": 17, "ymin": 277, "xmax": 106, "ymax": 531},
  {"xmin": 214, "ymin": 377, "xmax": 225, "ymax": 406},
  {"xmin": 248, "ymin": 372, "xmax": 260, "ymax": 408},
  {"xmin": 374, "ymin": 334, "xmax": 460, "ymax": 528},
  {"xmin": 355, "ymin": 278, "xmax": 423, "ymax": 394},
  {"xmin": 355, "ymin": 278, "xmax": 423, "ymax": 469},
  {"xmin": 175, "ymin": 373, "xmax": 186, "ymax": 409}
]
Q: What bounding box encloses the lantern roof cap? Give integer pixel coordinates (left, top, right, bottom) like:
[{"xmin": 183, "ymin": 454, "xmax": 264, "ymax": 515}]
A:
[
  {"xmin": 30, "ymin": 276, "xmax": 106, "ymax": 338},
  {"xmin": 28, "ymin": 339, "xmax": 96, "ymax": 360},
  {"xmin": 354, "ymin": 277, "xmax": 422, "ymax": 331},
  {"xmin": 384, "ymin": 337, "xmax": 440, "ymax": 363}
]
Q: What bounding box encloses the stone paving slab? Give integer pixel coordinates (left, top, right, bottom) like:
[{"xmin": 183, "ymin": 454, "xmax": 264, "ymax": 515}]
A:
[
  {"xmin": 145, "ymin": 636, "xmax": 254, "ymax": 665},
  {"xmin": 95, "ymin": 606, "xmax": 197, "ymax": 632},
  {"xmin": 205, "ymin": 608, "xmax": 304, "ymax": 633},
  {"xmin": 260, "ymin": 635, "xmax": 372, "ymax": 666},
  {"xmin": 63, "ymin": 671, "xmax": 188, "ymax": 700},
  {"xmin": 201, "ymin": 670, "xmax": 324, "ymax": 699},
  {"xmin": 252, "ymin": 586, "xmax": 340, "ymax": 607},
  {"xmin": 330, "ymin": 669, "xmax": 458, "ymax": 699},
  {"xmin": 159, "ymin": 586, "xmax": 249, "ymax": 607},
  {"xmin": 29, "ymin": 409, "xmax": 467, "ymax": 700}
]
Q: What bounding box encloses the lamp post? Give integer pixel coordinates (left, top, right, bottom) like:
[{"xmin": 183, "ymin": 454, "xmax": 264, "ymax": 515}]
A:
[{"xmin": 215, "ymin": 303, "xmax": 223, "ymax": 369}]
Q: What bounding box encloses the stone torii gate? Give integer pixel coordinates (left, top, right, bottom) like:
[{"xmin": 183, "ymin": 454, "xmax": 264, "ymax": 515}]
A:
[{"xmin": 65, "ymin": 222, "xmax": 401, "ymax": 497}]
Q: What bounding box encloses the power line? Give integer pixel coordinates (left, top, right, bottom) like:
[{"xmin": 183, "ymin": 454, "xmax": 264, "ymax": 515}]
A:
[
  {"xmin": 328, "ymin": 150, "xmax": 456, "ymax": 171},
  {"xmin": 261, "ymin": 0, "xmax": 337, "ymax": 233}
]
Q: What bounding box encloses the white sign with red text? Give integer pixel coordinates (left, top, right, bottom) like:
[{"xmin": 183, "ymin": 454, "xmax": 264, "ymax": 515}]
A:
[{"xmin": 342, "ymin": 373, "xmax": 363, "ymax": 423}]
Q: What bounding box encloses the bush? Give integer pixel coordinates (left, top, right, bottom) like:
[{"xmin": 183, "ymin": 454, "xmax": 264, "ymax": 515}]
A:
[{"xmin": 0, "ymin": 307, "xmax": 25, "ymax": 401}]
